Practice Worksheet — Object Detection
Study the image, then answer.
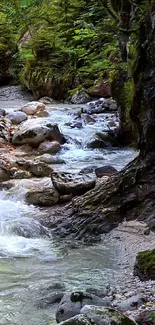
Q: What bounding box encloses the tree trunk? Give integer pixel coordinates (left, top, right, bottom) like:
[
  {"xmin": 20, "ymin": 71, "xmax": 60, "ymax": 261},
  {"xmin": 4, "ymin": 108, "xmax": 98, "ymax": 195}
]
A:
[{"xmin": 53, "ymin": 2, "xmax": 155, "ymax": 242}]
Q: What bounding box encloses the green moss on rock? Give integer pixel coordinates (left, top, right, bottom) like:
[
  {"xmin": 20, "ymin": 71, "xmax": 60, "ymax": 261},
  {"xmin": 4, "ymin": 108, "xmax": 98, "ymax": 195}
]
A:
[{"xmin": 134, "ymin": 249, "xmax": 155, "ymax": 280}]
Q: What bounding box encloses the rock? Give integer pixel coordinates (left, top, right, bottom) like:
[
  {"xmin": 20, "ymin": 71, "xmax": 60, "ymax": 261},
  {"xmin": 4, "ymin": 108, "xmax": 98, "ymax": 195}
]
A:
[
  {"xmin": 26, "ymin": 186, "xmax": 59, "ymax": 206},
  {"xmin": 145, "ymin": 214, "xmax": 155, "ymax": 231},
  {"xmin": 79, "ymin": 166, "xmax": 98, "ymax": 174},
  {"xmin": 108, "ymin": 120, "xmax": 117, "ymax": 128},
  {"xmin": 0, "ymin": 108, "xmax": 5, "ymax": 117},
  {"xmin": 106, "ymin": 99, "xmax": 117, "ymax": 111},
  {"xmin": 71, "ymin": 90, "xmax": 91, "ymax": 104},
  {"xmin": 70, "ymin": 121, "xmax": 83, "ymax": 129},
  {"xmin": 12, "ymin": 119, "xmax": 65, "ymax": 147},
  {"xmin": 0, "ymin": 167, "xmax": 10, "ymax": 182},
  {"xmin": 51, "ymin": 172, "xmax": 96, "ymax": 196},
  {"xmin": 0, "ymin": 137, "xmax": 7, "ymax": 144},
  {"xmin": 135, "ymin": 310, "xmax": 155, "ymax": 325},
  {"xmin": 39, "ymin": 96, "xmax": 56, "ymax": 104},
  {"xmin": 38, "ymin": 154, "xmax": 65, "ymax": 164},
  {"xmin": 95, "ymin": 131, "xmax": 117, "ymax": 146},
  {"xmin": 36, "ymin": 292, "xmax": 65, "ymax": 308},
  {"xmin": 20, "ymin": 101, "xmax": 45, "ymax": 115},
  {"xmin": 35, "ymin": 110, "xmax": 49, "ymax": 117},
  {"xmin": 10, "ymin": 168, "xmax": 32, "ymax": 179},
  {"xmin": 59, "ymin": 194, "xmax": 73, "ymax": 203},
  {"xmin": 16, "ymin": 160, "xmax": 53, "ymax": 177},
  {"xmin": 83, "ymin": 105, "xmax": 106, "ymax": 115},
  {"xmin": 6, "ymin": 111, "xmax": 28, "ymax": 124},
  {"xmin": 36, "ymin": 282, "xmax": 66, "ymax": 308},
  {"xmin": 80, "ymin": 305, "xmax": 136, "ymax": 325},
  {"xmin": 0, "ymin": 117, "xmax": 10, "ymax": 142},
  {"xmin": 134, "ymin": 249, "xmax": 155, "ymax": 280},
  {"xmin": 95, "ymin": 166, "xmax": 118, "ymax": 178},
  {"xmin": 58, "ymin": 315, "xmax": 92, "ymax": 325},
  {"xmin": 81, "ymin": 114, "xmax": 96, "ymax": 124},
  {"xmin": 56, "ymin": 291, "xmax": 111, "ymax": 323},
  {"xmin": 38, "ymin": 140, "xmax": 61, "ymax": 154},
  {"xmin": 87, "ymin": 139, "xmax": 105, "ymax": 149},
  {"xmin": 115, "ymin": 295, "xmax": 146, "ymax": 312},
  {"xmin": 11, "ymin": 218, "xmax": 48, "ymax": 238},
  {"xmin": 86, "ymin": 288, "xmax": 109, "ymax": 298},
  {"xmin": 88, "ymin": 82, "xmax": 112, "ymax": 98}
]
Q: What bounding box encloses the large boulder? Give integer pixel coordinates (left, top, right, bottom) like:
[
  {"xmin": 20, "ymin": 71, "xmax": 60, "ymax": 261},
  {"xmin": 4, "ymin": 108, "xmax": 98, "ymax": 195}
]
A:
[
  {"xmin": 88, "ymin": 82, "xmax": 111, "ymax": 98},
  {"xmin": 134, "ymin": 249, "xmax": 155, "ymax": 280},
  {"xmin": 51, "ymin": 172, "xmax": 96, "ymax": 196},
  {"xmin": 26, "ymin": 186, "xmax": 59, "ymax": 206},
  {"xmin": 56, "ymin": 291, "xmax": 111, "ymax": 323},
  {"xmin": 20, "ymin": 101, "xmax": 45, "ymax": 115},
  {"xmin": 80, "ymin": 305, "xmax": 136, "ymax": 325},
  {"xmin": 6, "ymin": 111, "xmax": 28, "ymax": 124},
  {"xmin": 71, "ymin": 90, "xmax": 91, "ymax": 104},
  {"xmin": 38, "ymin": 140, "xmax": 61, "ymax": 154},
  {"xmin": 12, "ymin": 119, "xmax": 65, "ymax": 147}
]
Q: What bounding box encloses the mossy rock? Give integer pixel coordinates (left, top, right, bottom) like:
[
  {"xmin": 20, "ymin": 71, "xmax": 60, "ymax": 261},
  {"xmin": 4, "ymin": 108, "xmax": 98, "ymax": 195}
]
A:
[
  {"xmin": 80, "ymin": 305, "xmax": 136, "ymax": 325},
  {"xmin": 134, "ymin": 249, "xmax": 155, "ymax": 280}
]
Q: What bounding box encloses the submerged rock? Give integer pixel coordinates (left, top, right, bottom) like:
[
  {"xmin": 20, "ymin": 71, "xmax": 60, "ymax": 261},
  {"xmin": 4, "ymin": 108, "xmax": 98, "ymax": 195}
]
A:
[
  {"xmin": 87, "ymin": 138, "xmax": 105, "ymax": 149},
  {"xmin": 81, "ymin": 114, "xmax": 96, "ymax": 124},
  {"xmin": 51, "ymin": 172, "xmax": 96, "ymax": 196}
]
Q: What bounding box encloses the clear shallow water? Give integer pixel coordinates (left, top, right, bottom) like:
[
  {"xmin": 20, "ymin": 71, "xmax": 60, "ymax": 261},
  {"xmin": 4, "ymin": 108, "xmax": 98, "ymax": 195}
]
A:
[
  {"xmin": 0, "ymin": 190, "xmax": 122, "ymax": 325},
  {"xmin": 0, "ymin": 90, "xmax": 137, "ymax": 324}
]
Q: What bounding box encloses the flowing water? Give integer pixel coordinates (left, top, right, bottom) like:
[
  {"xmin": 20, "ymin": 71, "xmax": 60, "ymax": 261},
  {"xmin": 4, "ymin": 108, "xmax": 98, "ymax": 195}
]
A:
[{"xmin": 0, "ymin": 87, "xmax": 138, "ymax": 324}]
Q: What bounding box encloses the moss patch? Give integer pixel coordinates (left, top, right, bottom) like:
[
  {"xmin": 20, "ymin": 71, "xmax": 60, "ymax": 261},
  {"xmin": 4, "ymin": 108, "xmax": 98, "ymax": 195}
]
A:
[{"xmin": 135, "ymin": 249, "xmax": 155, "ymax": 280}]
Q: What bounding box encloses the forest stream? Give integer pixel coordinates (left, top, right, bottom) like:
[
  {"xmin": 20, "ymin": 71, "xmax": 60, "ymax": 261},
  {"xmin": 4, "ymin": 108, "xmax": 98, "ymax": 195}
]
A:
[{"xmin": 0, "ymin": 86, "xmax": 139, "ymax": 325}]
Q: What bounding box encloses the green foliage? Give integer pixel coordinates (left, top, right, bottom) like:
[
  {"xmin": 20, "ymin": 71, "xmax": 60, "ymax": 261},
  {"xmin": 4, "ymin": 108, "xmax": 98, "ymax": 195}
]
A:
[
  {"xmin": 0, "ymin": 0, "xmax": 151, "ymax": 104},
  {"xmin": 151, "ymin": 312, "xmax": 155, "ymax": 325}
]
